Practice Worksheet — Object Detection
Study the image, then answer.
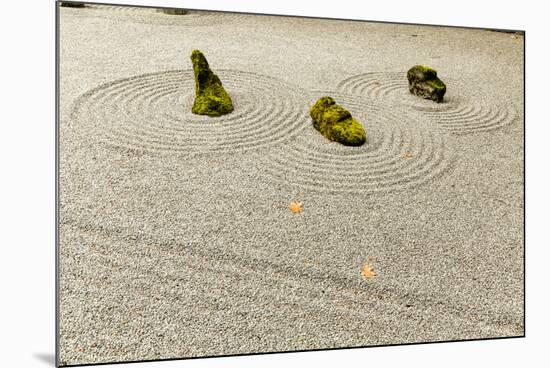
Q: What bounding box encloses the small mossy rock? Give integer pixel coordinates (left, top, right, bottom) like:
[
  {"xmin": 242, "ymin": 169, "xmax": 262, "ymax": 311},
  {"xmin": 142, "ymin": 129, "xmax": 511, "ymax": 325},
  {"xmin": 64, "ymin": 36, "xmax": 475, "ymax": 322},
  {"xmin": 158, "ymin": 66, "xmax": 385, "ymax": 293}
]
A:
[
  {"xmin": 162, "ymin": 8, "xmax": 188, "ymax": 15},
  {"xmin": 60, "ymin": 2, "xmax": 85, "ymax": 7},
  {"xmin": 407, "ymin": 65, "xmax": 446, "ymax": 103},
  {"xmin": 310, "ymin": 97, "xmax": 367, "ymax": 146},
  {"xmin": 190, "ymin": 50, "xmax": 234, "ymax": 117}
]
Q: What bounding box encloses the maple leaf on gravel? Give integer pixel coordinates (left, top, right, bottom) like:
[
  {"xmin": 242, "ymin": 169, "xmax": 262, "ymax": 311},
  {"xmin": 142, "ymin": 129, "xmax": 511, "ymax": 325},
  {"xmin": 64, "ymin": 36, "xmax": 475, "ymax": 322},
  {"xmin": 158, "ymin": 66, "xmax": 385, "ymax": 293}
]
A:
[
  {"xmin": 361, "ymin": 264, "xmax": 377, "ymax": 279},
  {"xmin": 288, "ymin": 201, "xmax": 303, "ymax": 213}
]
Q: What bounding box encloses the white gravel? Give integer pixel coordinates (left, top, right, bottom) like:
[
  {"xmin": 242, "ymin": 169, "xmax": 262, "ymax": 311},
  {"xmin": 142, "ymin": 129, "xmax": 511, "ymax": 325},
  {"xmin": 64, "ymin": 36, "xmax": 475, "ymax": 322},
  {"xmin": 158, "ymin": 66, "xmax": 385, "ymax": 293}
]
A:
[{"xmin": 58, "ymin": 5, "xmax": 524, "ymax": 366}]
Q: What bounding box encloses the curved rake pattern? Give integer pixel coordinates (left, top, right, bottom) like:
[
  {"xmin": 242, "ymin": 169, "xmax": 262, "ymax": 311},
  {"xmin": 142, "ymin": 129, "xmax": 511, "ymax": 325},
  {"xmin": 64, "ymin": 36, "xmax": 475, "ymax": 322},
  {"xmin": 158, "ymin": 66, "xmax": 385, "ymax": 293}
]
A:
[
  {"xmin": 337, "ymin": 72, "xmax": 519, "ymax": 135},
  {"xmin": 70, "ymin": 70, "xmax": 310, "ymax": 155},
  {"xmin": 255, "ymin": 92, "xmax": 453, "ymax": 194}
]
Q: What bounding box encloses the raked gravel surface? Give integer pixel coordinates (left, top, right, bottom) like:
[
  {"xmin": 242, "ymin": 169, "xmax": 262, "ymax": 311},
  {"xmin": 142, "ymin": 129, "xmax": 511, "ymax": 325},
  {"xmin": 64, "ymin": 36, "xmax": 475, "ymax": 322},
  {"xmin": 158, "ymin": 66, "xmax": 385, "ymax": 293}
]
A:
[{"xmin": 58, "ymin": 5, "xmax": 524, "ymax": 366}]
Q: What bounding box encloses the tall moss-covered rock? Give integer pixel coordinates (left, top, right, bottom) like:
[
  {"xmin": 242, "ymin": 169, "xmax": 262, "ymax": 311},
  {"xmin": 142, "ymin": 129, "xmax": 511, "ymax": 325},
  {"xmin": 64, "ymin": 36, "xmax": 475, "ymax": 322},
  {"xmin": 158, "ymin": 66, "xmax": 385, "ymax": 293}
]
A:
[
  {"xmin": 190, "ymin": 50, "xmax": 233, "ymax": 117},
  {"xmin": 407, "ymin": 65, "xmax": 446, "ymax": 103},
  {"xmin": 310, "ymin": 97, "xmax": 367, "ymax": 146}
]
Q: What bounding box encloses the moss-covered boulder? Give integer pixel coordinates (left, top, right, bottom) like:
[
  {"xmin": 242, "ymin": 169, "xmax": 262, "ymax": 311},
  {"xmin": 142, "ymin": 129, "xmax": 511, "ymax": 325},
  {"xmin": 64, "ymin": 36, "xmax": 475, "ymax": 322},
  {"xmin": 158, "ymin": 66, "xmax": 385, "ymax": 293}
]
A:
[
  {"xmin": 60, "ymin": 2, "xmax": 85, "ymax": 7},
  {"xmin": 190, "ymin": 50, "xmax": 234, "ymax": 117},
  {"xmin": 407, "ymin": 65, "xmax": 446, "ymax": 103},
  {"xmin": 310, "ymin": 97, "xmax": 367, "ymax": 146},
  {"xmin": 161, "ymin": 8, "xmax": 188, "ymax": 15}
]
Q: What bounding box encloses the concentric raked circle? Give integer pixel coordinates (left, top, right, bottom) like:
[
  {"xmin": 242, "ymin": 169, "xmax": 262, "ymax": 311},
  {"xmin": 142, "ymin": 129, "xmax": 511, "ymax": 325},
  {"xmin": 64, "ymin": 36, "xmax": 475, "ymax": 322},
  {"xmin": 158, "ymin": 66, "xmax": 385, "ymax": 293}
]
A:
[
  {"xmin": 62, "ymin": 4, "xmax": 247, "ymax": 26},
  {"xmin": 337, "ymin": 72, "xmax": 519, "ymax": 135},
  {"xmin": 256, "ymin": 92, "xmax": 453, "ymax": 194},
  {"xmin": 70, "ymin": 70, "xmax": 310, "ymax": 154},
  {"xmin": 87, "ymin": 5, "xmax": 140, "ymax": 12}
]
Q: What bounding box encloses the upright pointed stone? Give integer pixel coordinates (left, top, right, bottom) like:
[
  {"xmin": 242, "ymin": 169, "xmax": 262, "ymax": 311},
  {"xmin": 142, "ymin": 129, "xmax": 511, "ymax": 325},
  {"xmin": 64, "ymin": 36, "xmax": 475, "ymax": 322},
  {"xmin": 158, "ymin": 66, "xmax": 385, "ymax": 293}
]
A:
[
  {"xmin": 407, "ymin": 65, "xmax": 446, "ymax": 103},
  {"xmin": 310, "ymin": 96, "xmax": 367, "ymax": 146},
  {"xmin": 190, "ymin": 50, "xmax": 234, "ymax": 117}
]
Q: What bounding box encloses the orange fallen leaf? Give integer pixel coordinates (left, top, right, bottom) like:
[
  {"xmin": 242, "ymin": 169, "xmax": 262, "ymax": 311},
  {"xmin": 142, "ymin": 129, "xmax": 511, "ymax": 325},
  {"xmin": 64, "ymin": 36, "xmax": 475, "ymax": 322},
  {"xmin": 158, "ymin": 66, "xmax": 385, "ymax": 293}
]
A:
[
  {"xmin": 403, "ymin": 152, "xmax": 414, "ymax": 158},
  {"xmin": 361, "ymin": 264, "xmax": 377, "ymax": 279},
  {"xmin": 288, "ymin": 201, "xmax": 303, "ymax": 213}
]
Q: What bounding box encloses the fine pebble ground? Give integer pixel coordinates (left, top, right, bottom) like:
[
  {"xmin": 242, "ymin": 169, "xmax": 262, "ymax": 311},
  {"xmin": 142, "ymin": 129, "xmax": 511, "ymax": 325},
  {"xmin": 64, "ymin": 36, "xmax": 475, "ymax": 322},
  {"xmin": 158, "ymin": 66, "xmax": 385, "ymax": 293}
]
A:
[{"xmin": 58, "ymin": 4, "xmax": 524, "ymax": 366}]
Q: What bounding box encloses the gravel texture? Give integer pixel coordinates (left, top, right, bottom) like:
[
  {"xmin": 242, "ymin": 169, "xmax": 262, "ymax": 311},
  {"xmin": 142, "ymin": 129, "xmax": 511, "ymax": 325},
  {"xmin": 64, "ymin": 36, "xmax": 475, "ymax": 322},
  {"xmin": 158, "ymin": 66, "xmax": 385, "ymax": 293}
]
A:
[{"xmin": 58, "ymin": 5, "xmax": 524, "ymax": 366}]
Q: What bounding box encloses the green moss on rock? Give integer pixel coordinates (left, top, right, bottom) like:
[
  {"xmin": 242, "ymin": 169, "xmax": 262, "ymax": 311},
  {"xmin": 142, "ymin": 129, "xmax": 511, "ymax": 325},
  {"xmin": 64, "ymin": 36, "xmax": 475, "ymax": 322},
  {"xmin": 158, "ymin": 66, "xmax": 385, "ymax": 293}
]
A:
[
  {"xmin": 407, "ymin": 65, "xmax": 446, "ymax": 103},
  {"xmin": 190, "ymin": 50, "xmax": 233, "ymax": 117},
  {"xmin": 310, "ymin": 97, "xmax": 367, "ymax": 146}
]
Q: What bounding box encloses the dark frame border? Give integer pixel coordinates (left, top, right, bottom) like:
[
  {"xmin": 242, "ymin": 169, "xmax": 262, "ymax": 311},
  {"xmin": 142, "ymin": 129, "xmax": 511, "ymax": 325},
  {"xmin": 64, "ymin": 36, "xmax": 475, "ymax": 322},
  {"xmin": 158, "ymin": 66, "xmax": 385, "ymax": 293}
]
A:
[{"xmin": 55, "ymin": 1, "xmax": 526, "ymax": 367}]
